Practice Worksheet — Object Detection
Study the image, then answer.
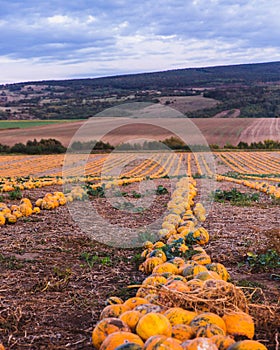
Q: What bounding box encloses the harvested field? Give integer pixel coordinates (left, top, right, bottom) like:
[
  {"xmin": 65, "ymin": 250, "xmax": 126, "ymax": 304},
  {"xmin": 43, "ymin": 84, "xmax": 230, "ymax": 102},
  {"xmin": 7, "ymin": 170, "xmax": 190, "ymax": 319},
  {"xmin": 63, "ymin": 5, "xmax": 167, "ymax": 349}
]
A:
[
  {"xmin": 0, "ymin": 152, "xmax": 279, "ymax": 349},
  {"xmin": 0, "ymin": 117, "xmax": 279, "ymax": 148}
]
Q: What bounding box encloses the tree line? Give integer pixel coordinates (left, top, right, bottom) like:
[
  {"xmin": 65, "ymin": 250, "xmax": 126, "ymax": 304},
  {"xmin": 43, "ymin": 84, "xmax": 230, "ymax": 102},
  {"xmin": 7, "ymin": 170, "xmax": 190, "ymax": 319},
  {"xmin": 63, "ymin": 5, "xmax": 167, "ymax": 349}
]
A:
[
  {"xmin": 0, "ymin": 137, "xmax": 279, "ymax": 154},
  {"xmin": 0, "ymin": 139, "xmax": 66, "ymax": 154}
]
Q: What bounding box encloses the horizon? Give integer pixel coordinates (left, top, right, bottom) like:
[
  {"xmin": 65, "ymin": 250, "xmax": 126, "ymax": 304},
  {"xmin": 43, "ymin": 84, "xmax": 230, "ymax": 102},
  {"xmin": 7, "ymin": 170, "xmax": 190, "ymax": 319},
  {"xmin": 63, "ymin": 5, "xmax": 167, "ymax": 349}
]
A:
[{"xmin": 1, "ymin": 59, "xmax": 280, "ymax": 86}]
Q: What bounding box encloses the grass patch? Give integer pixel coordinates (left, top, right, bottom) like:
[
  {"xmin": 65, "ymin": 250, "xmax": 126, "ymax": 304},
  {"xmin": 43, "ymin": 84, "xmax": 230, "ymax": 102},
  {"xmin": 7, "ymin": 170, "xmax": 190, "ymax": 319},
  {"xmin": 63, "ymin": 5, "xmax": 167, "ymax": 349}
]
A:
[
  {"xmin": 0, "ymin": 119, "xmax": 82, "ymax": 129},
  {"xmin": 212, "ymin": 188, "xmax": 259, "ymax": 206},
  {"xmin": 79, "ymin": 251, "xmax": 112, "ymax": 268},
  {"xmin": 8, "ymin": 186, "xmax": 22, "ymax": 200},
  {"xmin": 246, "ymin": 249, "xmax": 280, "ymax": 271},
  {"xmin": 0, "ymin": 253, "xmax": 23, "ymax": 270}
]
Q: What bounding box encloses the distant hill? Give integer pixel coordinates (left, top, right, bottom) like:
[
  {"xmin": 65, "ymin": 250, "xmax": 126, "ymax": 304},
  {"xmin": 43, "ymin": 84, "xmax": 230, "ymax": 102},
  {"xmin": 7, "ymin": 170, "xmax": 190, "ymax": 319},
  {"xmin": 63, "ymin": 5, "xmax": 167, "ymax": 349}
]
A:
[
  {"xmin": 22, "ymin": 61, "xmax": 280, "ymax": 89},
  {"xmin": 0, "ymin": 61, "xmax": 280, "ymax": 119}
]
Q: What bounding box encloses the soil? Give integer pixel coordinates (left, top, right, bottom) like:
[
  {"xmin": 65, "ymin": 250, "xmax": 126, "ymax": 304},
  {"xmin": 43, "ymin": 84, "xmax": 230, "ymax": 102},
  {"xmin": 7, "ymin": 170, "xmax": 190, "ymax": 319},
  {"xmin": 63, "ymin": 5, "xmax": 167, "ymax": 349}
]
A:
[
  {"xmin": 0, "ymin": 178, "xmax": 279, "ymax": 349},
  {"xmin": 1, "ymin": 117, "xmax": 279, "ymax": 148}
]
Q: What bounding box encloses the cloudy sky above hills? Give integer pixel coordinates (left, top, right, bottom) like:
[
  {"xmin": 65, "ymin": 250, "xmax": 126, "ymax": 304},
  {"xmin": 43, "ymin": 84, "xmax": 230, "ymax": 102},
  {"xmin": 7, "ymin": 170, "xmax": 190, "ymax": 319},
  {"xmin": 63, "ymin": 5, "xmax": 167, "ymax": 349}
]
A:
[{"xmin": 0, "ymin": 0, "xmax": 280, "ymax": 83}]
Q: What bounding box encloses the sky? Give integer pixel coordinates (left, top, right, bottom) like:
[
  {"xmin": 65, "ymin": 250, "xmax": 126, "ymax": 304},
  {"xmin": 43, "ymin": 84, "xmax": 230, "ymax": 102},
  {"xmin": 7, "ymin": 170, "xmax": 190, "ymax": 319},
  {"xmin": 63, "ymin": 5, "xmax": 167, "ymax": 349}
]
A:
[{"xmin": 0, "ymin": 0, "xmax": 280, "ymax": 84}]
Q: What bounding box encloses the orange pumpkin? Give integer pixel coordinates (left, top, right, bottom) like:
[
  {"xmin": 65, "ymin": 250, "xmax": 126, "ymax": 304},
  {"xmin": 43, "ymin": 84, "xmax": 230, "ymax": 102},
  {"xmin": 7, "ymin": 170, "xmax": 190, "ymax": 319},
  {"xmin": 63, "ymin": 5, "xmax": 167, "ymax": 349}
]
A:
[
  {"xmin": 195, "ymin": 324, "xmax": 225, "ymax": 337},
  {"xmin": 143, "ymin": 335, "xmax": 183, "ymax": 349},
  {"xmin": 172, "ymin": 324, "xmax": 195, "ymax": 341},
  {"xmin": 100, "ymin": 304, "xmax": 130, "ymax": 319},
  {"xmin": 105, "ymin": 296, "xmax": 124, "ymax": 305},
  {"xmin": 152, "ymin": 262, "xmax": 179, "ymax": 275},
  {"xmin": 222, "ymin": 312, "xmax": 255, "ymax": 339},
  {"xmin": 136, "ymin": 313, "xmax": 172, "ymax": 341},
  {"xmin": 206, "ymin": 263, "xmax": 230, "ymax": 281},
  {"xmin": 227, "ymin": 340, "xmax": 268, "ymax": 350},
  {"xmin": 134, "ymin": 303, "xmax": 163, "ymax": 316},
  {"xmin": 186, "ymin": 279, "xmax": 204, "ymax": 291},
  {"xmin": 210, "ymin": 335, "xmax": 235, "ymax": 350},
  {"xmin": 120, "ymin": 311, "xmax": 142, "ymax": 331},
  {"xmin": 181, "ymin": 264, "xmax": 208, "ymax": 278},
  {"xmin": 194, "ymin": 271, "xmax": 222, "ymax": 281},
  {"xmin": 92, "ymin": 318, "xmax": 131, "ymax": 349},
  {"xmin": 187, "ymin": 227, "xmax": 209, "ymax": 245},
  {"xmin": 164, "ymin": 307, "xmax": 197, "ymax": 326},
  {"xmin": 164, "ymin": 280, "xmax": 190, "ymax": 293},
  {"xmin": 139, "ymin": 257, "xmax": 164, "ymax": 274},
  {"xmin": 137, "ymin": 275, "xmax": 167, "ymax": 298},
  {"xmin": 191, "ymin": 253, "xmax": 211, "ymax": 265},
  {"xmin": 190, "ymin": 312, "xmax": 226, "ymax": 333},
  {"xmin": 123, "ymin": 297, "xmax": 149, "ymax": 310},
  {"xmin": 148, "ymin": 250, "xmax": 167, "ymax": 262},
  {"xmin": 100, "ymin": 332, "xmax": 144, "ymax": 350}
]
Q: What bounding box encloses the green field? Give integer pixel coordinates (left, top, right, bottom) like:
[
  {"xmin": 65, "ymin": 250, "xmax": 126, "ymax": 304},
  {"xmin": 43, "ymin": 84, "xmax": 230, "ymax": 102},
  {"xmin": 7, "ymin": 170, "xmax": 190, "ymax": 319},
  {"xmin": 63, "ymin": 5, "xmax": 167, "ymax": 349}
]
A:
[{"xmin": 0, "ymin": 119, "xmax": 82, "ymax": 129}]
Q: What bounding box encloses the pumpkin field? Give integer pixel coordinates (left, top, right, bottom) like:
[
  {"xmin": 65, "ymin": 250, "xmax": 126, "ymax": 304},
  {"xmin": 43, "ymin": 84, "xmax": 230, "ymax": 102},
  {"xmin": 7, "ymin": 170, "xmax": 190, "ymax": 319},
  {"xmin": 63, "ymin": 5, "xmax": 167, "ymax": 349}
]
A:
[{"xmin": 0, "ymin": 151, "xmax": 279, "ymax": 349}]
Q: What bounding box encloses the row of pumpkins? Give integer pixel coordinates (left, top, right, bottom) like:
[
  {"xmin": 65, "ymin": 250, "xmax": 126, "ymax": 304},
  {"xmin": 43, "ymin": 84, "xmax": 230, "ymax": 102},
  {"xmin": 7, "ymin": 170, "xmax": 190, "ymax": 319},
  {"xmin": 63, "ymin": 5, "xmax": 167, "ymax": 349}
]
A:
[
  {"xmin": 92, "ymin": 177, "xmax": 268, "ymax": 350},
  {"xmin": 0, "ymin": 186, "xmax": 88, "ymax": 225},
  {"xmin": 216, "ymin": 175, "xmax": 280, "ymax": 199}
]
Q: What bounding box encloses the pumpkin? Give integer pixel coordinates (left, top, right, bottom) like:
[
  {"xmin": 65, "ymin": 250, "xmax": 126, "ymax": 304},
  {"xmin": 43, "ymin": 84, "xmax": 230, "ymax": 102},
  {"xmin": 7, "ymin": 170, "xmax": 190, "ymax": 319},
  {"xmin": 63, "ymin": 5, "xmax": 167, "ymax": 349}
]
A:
[
  {"xmin": 206, "ymin": 263, "xmax": 230, "ymax": 281},
  {"xmin": 210, "ymin": 335, "xmax": 235, "ymax": 349},
  {"xmin": 191, "ymin": 253, "xmax": 211, "ymax": 265},
  {"xmin": 196, "ymin": 324, "xmax": 225, "ymax": 337},
  {"xmin": 148, "ymin": 250, "xmax": 167, "ymax": 262},
  {"xmin": 134, "ymin": 303, "xmax": 163, "ymax": 315},
  {"xmin": 181, "ymin": 264, "xmax": 208, "ymax": 278},
  {"xmin": 190, "ymin": 313, "xmax": 226, "ymax": 333},
  {"xmin": 166, "ymin": 275, "xmax": 187, "ymax": 284},
  {"xmin": 169, "ymin": 257, "xmax": 186, "ymax": 268},
  {"xmin": 123, "ymin": 297, "xmax": 149, "ymax": 310},
  {"xmin": 136, "ymin": 313, "xmax": 172, "ymax": 341},
  {"xmin": 181, "ymin": 337, "xmax": 218, "ymax": 350},
  {"xmin": 164, "ymin": 307, "xmax": 197, "ymax": 326},
  {"xmin": 143, "ymin": 335, "xmax": 183, "ymax": 349},
  {"xmin": 19, "ymin": 204, "xmax": 33, "ymax": 216},
  {"xmin": 227, "ymin": 340, "xmax": 268, "ymax": 350},
  {"xmin": 194, "ymin": 271, "xmax": 222, "ymax": 281},
  {"xmin": 152, "ymin": 262, "xmax": 179, "ymax": 275},
  {"xmin": 105, "ymin": 296, "xmax": 124, "ymax": 305},
  {"xmin": 120, "ymin": 311, "xmax": 142, "ymax": 331},
  {"xmin": 5, "ymin": 213, "xmax": 17, "ymax": 224},
  {"xmin": 137, "ymin": 275, "xmax": 167, "ymax": 297},
  {"xmin": 202, "ymin": 279, "xmax": 233, "ymax": 292},
  {"xmin": 153, "ymin": 242, "xmax": 165, "ymax": 249},
  {"xmin": 100, "ymin": 304, "xmax": 130, "ymax": 319},
  {"xmin": 139, "ymin": 257, "xmax": 164, "ymax": 274},
  {"xmin": 186, "ymin": 279, "xmax": 204, "ymax": 291},
  {"xmin": 141, "ymin": 249, "xmax": 152, "ymax": 259},
  {"xmin": 33, "ymin": 206, "xmax": 41, "ymax": 214},
  {"xmin": 0, "ymin": 344, "xmax": 5, "ymax": 350},
  {"xmin": 115, "ymin": 343, "xmax": 143, "ymax": 350},
  {"xmin": 20, "ymin": 198, "xmax": 32, "ymax": 208},
  {"xmin": 222, "ymin": 312, "xmax": 255, "ymax": 339},
  {"xmin": 187, "ymin": 227, "xmax": 209, "ymax": 245},
  {"xmin": 171, "ymin": 324, "xmax": 195, "ymax": 341},
  {"xmin": 144, "ymin": 294, "xmax": 158, "ymax": 303},
  {"xmin": 164, "ymin": 280, "xmax": 190, "ymax": 293},
  {"xmin": 0, "ymin": 214, "xmax": 6, "ymax": 226},
  {"xmin": 92, "ymin": 318, "xmax": 130, "ymax": 349},
  {"xmin": 100, "ymin": 332, "xmax": 144, "ymax": 350}
]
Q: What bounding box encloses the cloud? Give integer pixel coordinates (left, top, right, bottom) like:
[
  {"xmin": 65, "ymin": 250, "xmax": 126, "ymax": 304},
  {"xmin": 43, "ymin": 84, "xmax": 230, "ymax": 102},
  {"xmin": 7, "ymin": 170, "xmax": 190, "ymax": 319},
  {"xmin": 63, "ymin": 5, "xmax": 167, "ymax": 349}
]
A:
[{"xmin": 0, "ymin": 0, "xmax": 280, "ymax": 83}]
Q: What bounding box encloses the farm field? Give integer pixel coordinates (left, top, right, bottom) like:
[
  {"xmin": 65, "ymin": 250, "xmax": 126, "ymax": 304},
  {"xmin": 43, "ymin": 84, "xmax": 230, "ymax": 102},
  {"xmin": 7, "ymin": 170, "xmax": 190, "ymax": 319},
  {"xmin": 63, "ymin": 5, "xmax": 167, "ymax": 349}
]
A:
[
  {"xmin": 0, "ymin": 119, "xmax": 83, "ymax": 130},
  {"xmin": 0, "ymin": 151, "xmax": 279, "ymax": 349},
  {"xmin": 0, "ymin": 118, "xmax": 279, "ymax": 147}
]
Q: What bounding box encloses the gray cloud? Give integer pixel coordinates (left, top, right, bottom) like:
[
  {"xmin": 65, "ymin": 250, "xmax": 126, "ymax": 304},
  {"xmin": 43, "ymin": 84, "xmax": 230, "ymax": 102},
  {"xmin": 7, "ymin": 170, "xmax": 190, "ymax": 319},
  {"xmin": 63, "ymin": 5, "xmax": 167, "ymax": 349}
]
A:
[{"xmin": 0, "ymin": 0, "xmax": 279, "ymax": 82}]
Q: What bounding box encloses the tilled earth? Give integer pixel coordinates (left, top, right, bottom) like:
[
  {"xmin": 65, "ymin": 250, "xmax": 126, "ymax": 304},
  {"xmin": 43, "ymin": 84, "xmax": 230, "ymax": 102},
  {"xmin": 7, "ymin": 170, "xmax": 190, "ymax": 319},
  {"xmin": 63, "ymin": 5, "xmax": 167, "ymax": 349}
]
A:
[{"xmin": 0, "ymin": 179, "xmax": 279, "ymax": 349}]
